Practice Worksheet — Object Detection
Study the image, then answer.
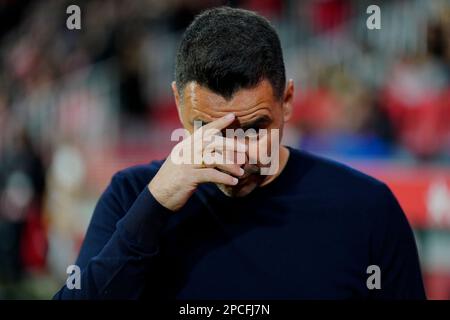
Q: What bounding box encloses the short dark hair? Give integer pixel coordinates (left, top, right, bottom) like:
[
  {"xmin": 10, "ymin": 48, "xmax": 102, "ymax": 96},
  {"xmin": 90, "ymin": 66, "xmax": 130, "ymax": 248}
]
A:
[{"xmin": 175, "ymin": 6, "xmax": 286, "ymax": 101}]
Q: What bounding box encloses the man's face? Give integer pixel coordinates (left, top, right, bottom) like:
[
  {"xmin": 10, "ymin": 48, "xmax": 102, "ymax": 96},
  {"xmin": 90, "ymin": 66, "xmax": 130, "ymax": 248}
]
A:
[{"xmin": 173, "ymin": 79, "xmax": 293, "ymax": 197}]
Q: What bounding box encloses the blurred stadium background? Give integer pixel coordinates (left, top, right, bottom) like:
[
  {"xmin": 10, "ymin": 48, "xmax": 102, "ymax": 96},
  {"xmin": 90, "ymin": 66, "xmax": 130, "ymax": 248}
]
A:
[{"xmin": 0, "ymin": 0, "xmax": 449, "ymax": 299}]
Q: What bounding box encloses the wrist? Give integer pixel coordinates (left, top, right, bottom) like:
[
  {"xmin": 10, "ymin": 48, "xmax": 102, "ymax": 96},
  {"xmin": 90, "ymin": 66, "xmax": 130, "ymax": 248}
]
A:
[{"xmin": 148, "ymin": 181, "xmax": 177, "ymax": 212}]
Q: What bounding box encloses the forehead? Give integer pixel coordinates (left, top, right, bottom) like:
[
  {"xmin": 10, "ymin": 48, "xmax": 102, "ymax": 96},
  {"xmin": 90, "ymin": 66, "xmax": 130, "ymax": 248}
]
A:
[{"xmin": 182, "ymin": 79, "xmax": 278, "ymax": 123}]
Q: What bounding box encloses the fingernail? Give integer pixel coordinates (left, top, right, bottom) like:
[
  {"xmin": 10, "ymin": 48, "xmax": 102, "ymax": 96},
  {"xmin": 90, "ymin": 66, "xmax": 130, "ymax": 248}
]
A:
[
  {"xmin": 232, "ymin": 177, "xmax": 239, "ymax": 184},
  {"xmin": 239, "ymin": 168, "xmax": 245, "ymax": 176},
  {"xmin": 225, "ymin": 113, "xmax": 235, "ymax": 120}
]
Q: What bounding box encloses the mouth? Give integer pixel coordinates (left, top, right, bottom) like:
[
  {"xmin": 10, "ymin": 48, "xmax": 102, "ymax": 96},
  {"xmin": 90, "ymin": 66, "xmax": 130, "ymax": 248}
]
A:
[
  {"xmin": 237, "ymin": 165, "xmax": 260, "ymax": 182},
  {"xmin": 216, "ymin": 165, "xmax": 260, "ymax": 184}
]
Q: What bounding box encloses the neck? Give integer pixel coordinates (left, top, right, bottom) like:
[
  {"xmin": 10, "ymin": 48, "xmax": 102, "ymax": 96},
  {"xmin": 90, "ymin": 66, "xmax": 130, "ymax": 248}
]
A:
[{"xmin": 259, "ymin": 145, "xmax": 290, "ymax": 187}]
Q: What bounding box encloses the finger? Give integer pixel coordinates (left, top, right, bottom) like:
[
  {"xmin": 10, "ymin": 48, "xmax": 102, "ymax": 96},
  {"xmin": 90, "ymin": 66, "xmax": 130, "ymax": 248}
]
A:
[
  {"xmin": 223, "ymin": 149, "xmax": 248, "ymax": 166},
  {"xmin": 202, "ymin": 146, "xmax": 247, "ymax": 167},
  {"xmin": 202, "ymin": 113, "xmax": 236, "ymax": 131},
  {"xmin": 204, "ymin": 162, "xmax": 245, "ymax": 177},
  {"xmin": 203, "ymin": 135, "xmax": 247, "ymax": 153},
  {"xmin": 195, "ymin": 168, "xmax": 239, "ymax": 186}
]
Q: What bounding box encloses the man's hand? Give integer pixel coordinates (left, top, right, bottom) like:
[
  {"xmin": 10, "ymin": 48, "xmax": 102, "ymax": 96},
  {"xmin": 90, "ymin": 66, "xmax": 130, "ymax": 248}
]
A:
[{"xmin": 148, "ymin": 113, "xmax": 246, "ymax": 211}]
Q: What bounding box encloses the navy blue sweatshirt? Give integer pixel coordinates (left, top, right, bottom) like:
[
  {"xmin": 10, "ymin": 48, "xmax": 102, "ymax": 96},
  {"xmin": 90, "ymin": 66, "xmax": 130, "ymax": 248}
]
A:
[{"xmin": 54, "ymin": 147, "xmax": 426, "ymax": 299}]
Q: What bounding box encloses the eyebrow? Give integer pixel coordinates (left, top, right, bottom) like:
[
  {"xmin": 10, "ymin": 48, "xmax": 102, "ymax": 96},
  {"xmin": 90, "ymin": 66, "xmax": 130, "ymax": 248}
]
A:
[{"xmin": 192, "ymin": 115, "xmax": 271, "ymax": 130}]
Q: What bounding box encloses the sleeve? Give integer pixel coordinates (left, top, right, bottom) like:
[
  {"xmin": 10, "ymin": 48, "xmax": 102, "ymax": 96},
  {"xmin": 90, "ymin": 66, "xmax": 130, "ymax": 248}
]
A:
[
  {"xmin": 369, "ymin": 183, "xmax": 427, "ymax": 299},
  {"xmin": 53, "ymin": 171, "xmax": 173, "ymax": 299}
]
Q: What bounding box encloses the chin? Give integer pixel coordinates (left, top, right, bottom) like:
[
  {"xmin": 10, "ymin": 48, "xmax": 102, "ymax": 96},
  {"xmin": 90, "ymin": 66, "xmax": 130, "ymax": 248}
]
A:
[{"xmin": 216, "ymin": 180, "xmax": 259, "ymax": 198}]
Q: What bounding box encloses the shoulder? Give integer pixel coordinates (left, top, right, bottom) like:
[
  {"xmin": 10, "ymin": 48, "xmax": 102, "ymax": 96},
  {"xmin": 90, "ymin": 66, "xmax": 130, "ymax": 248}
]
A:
[
  {"xmin": 112, "ymin": 159, "xmax": 164, "ymax": 187},
  {"xmin": 287, "ymin": 147, "xmax": 396, "ymax": 212},
  {"xmin": 287, "ymin": 148, "xmax": 409, "ymax": 245},
  {"xmin": 105, "ymin": 159, "xmax": 165, "ymax": 211},
  {"xmin": 289, "ymin": 147, "xmax": 385, "ymax": 188}
]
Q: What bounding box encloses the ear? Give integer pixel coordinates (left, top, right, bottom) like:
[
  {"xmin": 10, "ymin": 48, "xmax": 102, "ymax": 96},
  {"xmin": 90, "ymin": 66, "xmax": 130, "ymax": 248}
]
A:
[
  {"xmin": 282, "ymin": 79, "xmax": 294, "ymax": 122},
  {"xmin": 171, "ymin": 81, "xmax": 184, "ymax": 126}
]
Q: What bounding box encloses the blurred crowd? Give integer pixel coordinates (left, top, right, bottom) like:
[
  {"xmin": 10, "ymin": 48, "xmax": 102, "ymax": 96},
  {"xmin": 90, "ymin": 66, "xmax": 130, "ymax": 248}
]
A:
[{"xmin": 0, "ymin": 0, "xmax": 450, "ymax": 298}]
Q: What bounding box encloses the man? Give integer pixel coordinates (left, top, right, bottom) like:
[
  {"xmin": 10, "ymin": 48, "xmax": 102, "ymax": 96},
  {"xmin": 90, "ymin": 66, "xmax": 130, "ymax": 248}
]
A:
[{"xmin": 54, "ymin": 7, "xmax": 426, "ymax": 299}]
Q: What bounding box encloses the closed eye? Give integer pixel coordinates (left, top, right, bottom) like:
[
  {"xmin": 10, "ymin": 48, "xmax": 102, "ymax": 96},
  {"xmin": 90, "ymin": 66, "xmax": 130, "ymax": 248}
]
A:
[{"xmin": 241, "ymin": 116, "xmax": 271, "ymax": 131}]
